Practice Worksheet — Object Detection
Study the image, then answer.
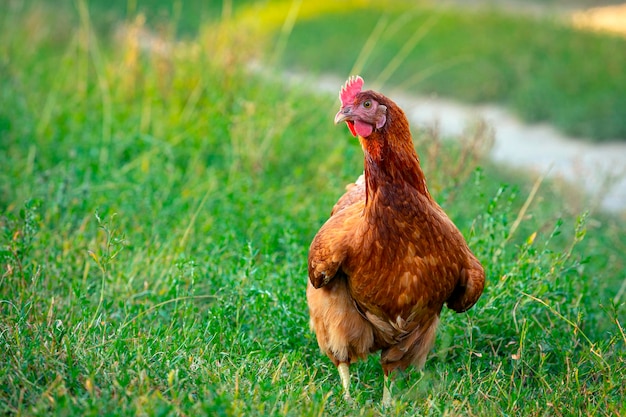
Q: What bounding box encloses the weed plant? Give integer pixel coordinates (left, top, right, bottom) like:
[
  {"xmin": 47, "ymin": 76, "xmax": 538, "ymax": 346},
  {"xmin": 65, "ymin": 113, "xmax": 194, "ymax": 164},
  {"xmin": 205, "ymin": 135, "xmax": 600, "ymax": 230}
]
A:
[{"xmin": 1, "ymin": 2, "xmax": 624, "ymax": 416}]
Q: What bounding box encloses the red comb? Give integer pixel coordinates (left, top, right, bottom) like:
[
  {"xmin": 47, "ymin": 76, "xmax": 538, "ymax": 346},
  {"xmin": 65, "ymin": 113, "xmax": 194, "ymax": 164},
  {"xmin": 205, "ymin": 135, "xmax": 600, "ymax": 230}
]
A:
[{"xmin": 339, "ymin": 75, "xmax": 364, "ymax": 106}]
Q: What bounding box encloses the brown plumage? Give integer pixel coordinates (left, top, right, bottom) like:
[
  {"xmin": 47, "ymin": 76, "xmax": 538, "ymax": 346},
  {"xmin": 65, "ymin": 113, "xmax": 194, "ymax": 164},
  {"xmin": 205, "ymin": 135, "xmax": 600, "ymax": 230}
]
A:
[{"xmin": 306, "ymin": 76, "xmax": 485, "ymax": 405}]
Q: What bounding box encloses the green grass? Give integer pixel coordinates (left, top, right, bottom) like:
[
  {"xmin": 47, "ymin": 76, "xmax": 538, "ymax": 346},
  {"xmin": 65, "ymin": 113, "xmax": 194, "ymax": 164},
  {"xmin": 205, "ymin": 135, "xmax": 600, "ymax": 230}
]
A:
[
  {"xmin": 1, "ymin": 1, "xmax": 625, "ymax": 416},
  {"xmin": 254, "ymin": 0, "xmax": 626, "ymax": 141}
]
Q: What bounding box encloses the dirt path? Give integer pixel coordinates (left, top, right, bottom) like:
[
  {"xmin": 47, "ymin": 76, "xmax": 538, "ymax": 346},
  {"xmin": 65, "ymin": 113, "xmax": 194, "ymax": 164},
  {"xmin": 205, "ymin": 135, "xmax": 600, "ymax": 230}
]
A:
[
  {"xmin": 397, "ymin": 93, "xmax": 626, "ymax": 214},
  {"xmin": 309, "ymin": 74, "xmax": 626, "ymax": 214}
]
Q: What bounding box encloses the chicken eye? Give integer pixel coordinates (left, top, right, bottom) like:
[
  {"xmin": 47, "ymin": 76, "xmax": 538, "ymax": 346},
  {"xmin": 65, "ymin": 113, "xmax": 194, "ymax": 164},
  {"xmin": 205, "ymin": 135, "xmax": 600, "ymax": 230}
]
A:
[{"xmin": 363, "ymin": 100, "xmax": 372, "ymax": 108}]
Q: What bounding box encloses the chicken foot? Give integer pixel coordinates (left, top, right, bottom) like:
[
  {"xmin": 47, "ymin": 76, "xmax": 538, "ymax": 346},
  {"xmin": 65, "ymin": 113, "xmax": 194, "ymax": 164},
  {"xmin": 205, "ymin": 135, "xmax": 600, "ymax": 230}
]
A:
[{"xmin": 339, "ymin": 361, "xmax": 393, "ymax": 407}]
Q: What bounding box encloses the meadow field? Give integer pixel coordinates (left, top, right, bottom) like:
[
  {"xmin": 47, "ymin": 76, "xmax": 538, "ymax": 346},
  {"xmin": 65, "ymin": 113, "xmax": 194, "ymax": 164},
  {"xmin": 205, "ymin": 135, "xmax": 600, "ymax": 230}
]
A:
[{"xmin": 1, "ymin": 1, "xmax": 625, "ymax": 415}]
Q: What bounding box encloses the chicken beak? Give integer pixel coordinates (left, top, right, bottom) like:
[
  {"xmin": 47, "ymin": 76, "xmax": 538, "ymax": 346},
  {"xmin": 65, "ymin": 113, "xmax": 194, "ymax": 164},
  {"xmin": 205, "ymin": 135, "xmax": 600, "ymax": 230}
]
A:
[{"xmin": 334, "ymin": 107, "xmax": 352, "ymax": 125}]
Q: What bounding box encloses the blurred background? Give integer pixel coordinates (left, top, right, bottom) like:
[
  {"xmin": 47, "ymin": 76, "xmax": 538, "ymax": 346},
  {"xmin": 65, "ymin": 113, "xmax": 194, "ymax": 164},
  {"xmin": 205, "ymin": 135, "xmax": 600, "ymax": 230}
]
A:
[{"xmin": 5, "ymin": 0, "xmax": 625, "ymax": 210}]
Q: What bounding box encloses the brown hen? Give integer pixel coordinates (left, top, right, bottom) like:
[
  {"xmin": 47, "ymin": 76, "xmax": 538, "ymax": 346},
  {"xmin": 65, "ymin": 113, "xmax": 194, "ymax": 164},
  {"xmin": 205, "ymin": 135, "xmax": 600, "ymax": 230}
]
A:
[{"xmin": 307, "ymin": 76, "xmax": 485, "ymax": 405}]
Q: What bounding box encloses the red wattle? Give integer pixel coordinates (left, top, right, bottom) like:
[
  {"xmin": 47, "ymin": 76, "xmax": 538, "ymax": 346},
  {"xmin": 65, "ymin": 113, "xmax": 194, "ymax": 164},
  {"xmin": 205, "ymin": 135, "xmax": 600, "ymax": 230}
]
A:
[
  {"xmin": 346, "ymin": 121, "xmax": 357, "ymax": 137},
  {"xmin": 354, "ymin": 119, "xmax": 373, "ymax": 137}
]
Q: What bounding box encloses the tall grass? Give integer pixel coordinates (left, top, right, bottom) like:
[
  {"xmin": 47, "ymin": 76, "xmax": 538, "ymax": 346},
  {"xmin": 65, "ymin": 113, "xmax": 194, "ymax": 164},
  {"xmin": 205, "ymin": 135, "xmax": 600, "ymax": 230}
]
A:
[{"xmin": 1, "ymin": 1, "xmax": 625, "ymax": 416}]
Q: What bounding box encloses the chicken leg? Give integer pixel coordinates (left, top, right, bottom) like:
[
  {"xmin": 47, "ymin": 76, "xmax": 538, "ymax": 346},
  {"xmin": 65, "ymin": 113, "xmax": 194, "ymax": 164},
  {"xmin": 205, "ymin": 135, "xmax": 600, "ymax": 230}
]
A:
[
  {"xmin": 382, "ymin": 373, "xmax": 392, "ymax": 407},
  {"xmin": 337, "ymin": 362, "xmax": 352, "ymax": 401}
]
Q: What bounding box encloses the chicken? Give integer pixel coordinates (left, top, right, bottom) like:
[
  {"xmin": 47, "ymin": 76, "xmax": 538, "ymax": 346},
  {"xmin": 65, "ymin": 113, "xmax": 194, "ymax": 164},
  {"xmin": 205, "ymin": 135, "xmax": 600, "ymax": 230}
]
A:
[{"xmin": 306, "ymin": 76, "xmax": 485, "ymax": 405}]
